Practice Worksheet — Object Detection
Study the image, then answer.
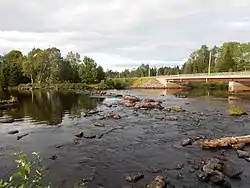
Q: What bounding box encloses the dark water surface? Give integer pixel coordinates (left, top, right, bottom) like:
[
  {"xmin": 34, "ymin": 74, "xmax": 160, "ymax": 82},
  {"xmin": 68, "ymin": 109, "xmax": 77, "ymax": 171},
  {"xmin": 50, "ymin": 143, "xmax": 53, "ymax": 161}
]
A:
[{"xmin": 1, "ymin": 89, "xmax": 250, "ymax": 188}]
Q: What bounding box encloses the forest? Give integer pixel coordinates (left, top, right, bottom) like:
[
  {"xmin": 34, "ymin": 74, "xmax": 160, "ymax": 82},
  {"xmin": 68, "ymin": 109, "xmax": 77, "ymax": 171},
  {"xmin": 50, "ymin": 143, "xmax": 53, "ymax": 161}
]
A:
[{"xmin": 0, "ymin": 42, "xmax": 250, "ymax": 89}]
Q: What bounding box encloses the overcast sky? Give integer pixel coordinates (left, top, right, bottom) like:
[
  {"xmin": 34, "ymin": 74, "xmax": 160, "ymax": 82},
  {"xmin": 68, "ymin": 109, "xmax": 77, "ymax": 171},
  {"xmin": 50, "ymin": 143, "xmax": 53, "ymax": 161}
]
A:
[{"xmin": 0, "ymin": 0, "xmax": 250, "ymax": 70}]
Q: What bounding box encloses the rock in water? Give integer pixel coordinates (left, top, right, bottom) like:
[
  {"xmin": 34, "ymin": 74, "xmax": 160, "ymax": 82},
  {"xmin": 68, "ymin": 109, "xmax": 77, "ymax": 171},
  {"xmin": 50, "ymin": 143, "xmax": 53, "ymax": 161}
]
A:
[
  {"xmin": 164, "ymin": 116, "xmax": 178, "ymax": 121},
  {"xmin": 196, "ymin": 171, "xmax": 209, "ymax": 182},
  {"xmin": 237, "ymin": 150, "xmax": 249, "ymax": 158},
  {"xmin": 49, "ymin": 155, "xmax": 58, "ymax": 160},
  {"xmin": 17, "ymin": 133, "xmax": 29, "ymax": 140},
  {"xmin": 8, "ymin": 130, "xmax": 19, "ymax": 135},
  {"xmin": 75, "ymin": 132, "xmax": 84, "ymax": 138},
  {"xmin": 222, "ymin": 163, "xmax": 242, "ymax": 178},
  {"xmin": 93, "ymin": 122, "xmax": 105, "ymax": 127},
  {"xmin": 83, "ymin": 134, "xmax": 96, "ymax": 139},
  {"xmin": 146, "ymin": 175, "xmax": 166, "ymax": 188},
  {"xmin": 209, "ymin": 170, "xmax": 225, "ymax": 185},
  {"xmin": 0, "ymin": 117, "xmax": 14, "ymax": 123},
  {"xmin": 125, "ymin": 172, "xmax": 144, "ymax": 182},
  {"xmin": 181, "ymin": 138, "xmax": 193, "ymax": 146},
  {"xmin": 232, "ymin": 143, "xmax": 245, "ymax": 150},
  {"xmin": 88, "ymin": 110, "xmax": 99, "ymax": 115}
]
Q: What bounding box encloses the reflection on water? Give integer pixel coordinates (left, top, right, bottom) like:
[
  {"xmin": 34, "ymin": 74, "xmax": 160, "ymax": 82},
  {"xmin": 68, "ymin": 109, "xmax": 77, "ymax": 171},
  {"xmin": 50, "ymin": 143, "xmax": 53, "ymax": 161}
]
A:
[
  {"xmin": 0, "ymin": 90, "xmax": 104, "ymax": 125},
  {"xmin": 1, "ymin": 88, "xmax": 250, "ymax": 125}
]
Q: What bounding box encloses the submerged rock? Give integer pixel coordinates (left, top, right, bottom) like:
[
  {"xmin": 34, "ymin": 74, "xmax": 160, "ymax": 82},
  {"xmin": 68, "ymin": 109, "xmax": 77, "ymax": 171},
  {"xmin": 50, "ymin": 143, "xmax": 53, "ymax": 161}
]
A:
[
  {"xmin": 232, "ymin": 143, "xmax": 245, "ymax": 150},
  {"xmin": 125, "ymin": 172, "xmax": 144, "ymax": 182},
  {"xmin": 146, "ymin": 175, "xmax": 166, "ymax": 188},
  {"xmin": 237, "ymin": 150, "xmax": 249, "ymax": 158},
  {"xmin": 8, "ymin": 130, "xmax": 19, "ymax": 135},
  {"xmin": 209, "ymin": 170, "xmax": 225, "ymax": 185},
  {"xmin": 164, "ymin": 116, "xmax": 178, "ymax": 121},
  {"xmin": 222, "ymin": 163, "xmax": 242, "ymax": 178},
  {"xmin": 17, "ymin": 133, "xmax": 29, "ymax": 140},
  {"xmin": 49, "ymin": 155, "xmax": 58, "ymax": 160},
  {"xmin": 196, "ymin": 171, "xmax": 209, "ymax": 182},
  {"xmin": 88, "ymin": 109, "xmax": 99, "ymax": 115},
  {"xmin": 75, "ymin": 132, "xmax": 84, "ymax": 138},
  {"xmin": 0, "ymin": 117, "xmax": 15, "ymax": 123},
  {"xmin": 105, "ymin": 113, "xmax": 121, "ymax": 119},
  {"xmin": 181, "ymin": 138, "xmax": 193, "ymax": 146},
  {"xmin": 93, "ymin": 122, "xmax": 105, "ymax": 127},
  {"xmin": 83, "ymin": 134, "xmax": 96, "ymax": 139}
]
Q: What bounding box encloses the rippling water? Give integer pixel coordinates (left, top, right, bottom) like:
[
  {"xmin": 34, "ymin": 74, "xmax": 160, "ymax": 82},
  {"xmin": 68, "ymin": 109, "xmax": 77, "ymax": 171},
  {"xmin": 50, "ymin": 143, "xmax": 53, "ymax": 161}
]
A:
[{"xmin": 1, "ymin": 89, "xmax": 250, "ymax": 188}]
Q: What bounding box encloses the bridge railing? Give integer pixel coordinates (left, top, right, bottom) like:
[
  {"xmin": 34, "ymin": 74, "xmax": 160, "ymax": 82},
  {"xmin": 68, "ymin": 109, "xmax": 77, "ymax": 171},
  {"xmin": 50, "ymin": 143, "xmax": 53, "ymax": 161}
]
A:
[{"xmin": 155, "ymin": 71, "xmax": 250, "ymax": 78}]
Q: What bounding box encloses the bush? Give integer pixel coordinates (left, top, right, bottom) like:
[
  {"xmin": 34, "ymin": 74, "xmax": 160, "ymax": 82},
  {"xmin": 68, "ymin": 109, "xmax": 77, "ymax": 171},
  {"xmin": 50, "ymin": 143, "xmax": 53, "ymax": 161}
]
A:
[
  {"xmin": 0, "ymin": 152, "xmax": 51, "ymax": 188},
  {"xmin": 228, "ymin": 106, "xmax": 247, "ymax": 116}
]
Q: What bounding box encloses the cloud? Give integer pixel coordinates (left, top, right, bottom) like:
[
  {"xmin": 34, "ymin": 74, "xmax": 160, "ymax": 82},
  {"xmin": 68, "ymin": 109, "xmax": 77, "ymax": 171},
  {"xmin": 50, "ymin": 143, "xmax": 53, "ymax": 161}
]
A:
[{"xmin": 0, "ymin": 0, "xmax": 250, "ymax": 70}]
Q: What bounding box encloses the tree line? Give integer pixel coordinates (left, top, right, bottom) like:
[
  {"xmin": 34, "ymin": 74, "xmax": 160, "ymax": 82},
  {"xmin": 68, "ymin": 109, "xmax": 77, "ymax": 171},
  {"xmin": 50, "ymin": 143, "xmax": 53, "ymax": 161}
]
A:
[
  {"xmin": 1, "ymin": 41, "xmax": 250, "ymax": 89},
  {"xmin": 106, "ymin": 42, "xmax": 250, "ymax": 78},
  {"xmin": 0, "ymin": 48, "xmax": 105, "ymax": 89}
]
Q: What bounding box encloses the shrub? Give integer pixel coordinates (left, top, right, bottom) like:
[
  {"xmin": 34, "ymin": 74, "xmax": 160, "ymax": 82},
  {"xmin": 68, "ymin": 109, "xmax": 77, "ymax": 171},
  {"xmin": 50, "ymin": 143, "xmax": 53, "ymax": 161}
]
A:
[
  {"xmin": 228, "ymin": 106, "xmax": 247, "ymax": 116},
  {"xmin": 0, "ymin": 152, "xmax": 51, "ymax": 188}
]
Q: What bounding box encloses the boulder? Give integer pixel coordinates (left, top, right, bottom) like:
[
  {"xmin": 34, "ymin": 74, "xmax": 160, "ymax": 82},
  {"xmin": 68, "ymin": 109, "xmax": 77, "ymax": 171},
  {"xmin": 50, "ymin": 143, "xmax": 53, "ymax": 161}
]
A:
[
  {"xmin": 83, "ymin": 134, "xmax": 96, "ymax": 139},
  {"xmin": 0, "ymin": 117, "xmax": 15, "ymax": 123},
  {"xmin": 164, "ymin": 116, "xmax": 178, "ymax": 121},
  {"xmin": 237, "ymin": 150, "xmax": 249, "ymax": 158},
  {"xmin": 123, "ymin": 95, "xmax": 140, "ymax": 103},
  {"xmin": 196, "ymin": 171, "xmax": 209, "ymax": 182},
  {"xmin": 17, "ymin": 133, "xmax": 29, "ymax": 140},
  {"xmin": 181, "ymin": 138, "xmax": 193, "ymax": 146},
  {"xmin": 125, "ymin": 172, "xmax": 144, "ymax": 182},
  {"xmin": 8, "ymin": 130, "xmax": 19, "ymax": 135},
  {"xmin": 105, "ymin": 113, "xmax": 121, "ymax": 119},
  {"xmin": 146, "ymin": 175, "xmax": 166, "ymax": 188},
  {"xmin": 232, "ymin": 143, "xmax": 245, "ymax": 150},
  {"xmin": 75, "ymin": 132, "xmax": 84, "ymax": 138},
  {"xmin": 87, "ymin": 109, "xmax": 99, "ymax": 115},
  {"xmin": 93, "ymin": 122, "xmax": 105, "ymax": 127},
  {"xmin": 222, "ymin": 163, "xmax": 242, "ymax": 178},
  {"xmin": 209, "ymin": 170, "xmax": 225, "ymax": 185}
]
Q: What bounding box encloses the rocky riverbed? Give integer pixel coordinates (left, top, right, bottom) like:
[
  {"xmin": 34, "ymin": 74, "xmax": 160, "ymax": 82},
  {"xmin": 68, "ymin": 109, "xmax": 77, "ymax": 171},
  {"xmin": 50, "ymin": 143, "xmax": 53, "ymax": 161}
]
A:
[{"xmin": 1, "ymin": 89, "xmax": 250, "ymax": 187}]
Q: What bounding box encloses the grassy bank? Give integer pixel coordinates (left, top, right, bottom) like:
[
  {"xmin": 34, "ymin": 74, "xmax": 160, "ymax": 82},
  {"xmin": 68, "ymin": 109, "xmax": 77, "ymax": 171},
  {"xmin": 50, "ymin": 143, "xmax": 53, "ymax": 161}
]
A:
[{"xmin": 13, "ymin": 78, "xmax": 134, "ymax": 91}]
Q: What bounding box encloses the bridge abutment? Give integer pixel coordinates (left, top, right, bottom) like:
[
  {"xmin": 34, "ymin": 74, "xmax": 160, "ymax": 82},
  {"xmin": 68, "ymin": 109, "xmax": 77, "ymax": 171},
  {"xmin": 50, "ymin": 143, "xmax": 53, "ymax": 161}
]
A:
[{"xmin": 228, "ymin": 81, "xmax": 250, "ymax": 92}]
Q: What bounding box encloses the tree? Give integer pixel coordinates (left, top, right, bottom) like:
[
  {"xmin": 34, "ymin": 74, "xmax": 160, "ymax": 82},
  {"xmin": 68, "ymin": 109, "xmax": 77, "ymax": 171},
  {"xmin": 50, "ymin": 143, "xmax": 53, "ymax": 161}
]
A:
[
  {"xmin": 79, "ymin": 56, "xmax": 98, "ymax": 84},
  {"xmin": 215, "ymin": 45, "xmax": 236, "ymax": 72},
  {"xmin": 2, "ymin": 50, "xmax": 26, "ymax": 87},
  {"xmin": 65, "ymin": 51, "xmax": 81, "ymax": 82},
  {"xmin": 96, "ymin": 66, "xmax": 105, "ymax": 82}
]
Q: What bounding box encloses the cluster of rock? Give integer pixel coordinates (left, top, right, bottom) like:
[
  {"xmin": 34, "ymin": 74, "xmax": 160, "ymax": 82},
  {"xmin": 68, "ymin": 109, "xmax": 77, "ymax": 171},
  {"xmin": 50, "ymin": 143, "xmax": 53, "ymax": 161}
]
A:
[
  {"xmin": 125, "ymin": 173, "xmax": 168, "ymax": 188},
  {"xmin": 123, "ymin": 95, "xmax": 163, "ymax": 110},
  {"xmin": 88, "ymin": 90, "xmax": 123, "ymax": 98},
  {"xmin": 197, "ymin": 157, "xmax": 242, "ymax": 187}
]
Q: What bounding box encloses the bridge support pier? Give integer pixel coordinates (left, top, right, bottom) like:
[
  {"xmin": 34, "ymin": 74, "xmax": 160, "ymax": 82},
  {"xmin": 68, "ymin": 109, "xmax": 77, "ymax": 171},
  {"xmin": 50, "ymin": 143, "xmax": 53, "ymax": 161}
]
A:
[{"xmin": 228, "ymin": 81, "xmax": 250, "ymax": 92}]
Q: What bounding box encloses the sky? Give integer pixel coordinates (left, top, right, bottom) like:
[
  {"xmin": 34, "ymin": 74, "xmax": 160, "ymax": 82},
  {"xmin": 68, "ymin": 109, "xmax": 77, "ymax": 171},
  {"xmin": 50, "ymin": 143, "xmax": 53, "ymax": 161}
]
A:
[{"xmin": 0, "ymin": 0, "xmax": 250, "ymax": 71}]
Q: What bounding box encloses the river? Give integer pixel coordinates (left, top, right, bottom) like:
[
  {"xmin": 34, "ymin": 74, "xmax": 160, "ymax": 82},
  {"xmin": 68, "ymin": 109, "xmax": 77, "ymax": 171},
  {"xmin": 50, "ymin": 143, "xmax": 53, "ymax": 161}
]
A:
[{"xmin": 0, "ymin": 89, "xmax": 250, "ymax": 188}]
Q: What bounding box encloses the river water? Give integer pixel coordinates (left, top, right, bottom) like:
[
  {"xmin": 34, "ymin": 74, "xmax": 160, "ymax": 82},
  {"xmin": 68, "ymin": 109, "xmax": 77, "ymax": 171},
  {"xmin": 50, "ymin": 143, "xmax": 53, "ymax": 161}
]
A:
[{"xmin": 0, "ymin": 89, "xmax": 250, "ymax": 188}]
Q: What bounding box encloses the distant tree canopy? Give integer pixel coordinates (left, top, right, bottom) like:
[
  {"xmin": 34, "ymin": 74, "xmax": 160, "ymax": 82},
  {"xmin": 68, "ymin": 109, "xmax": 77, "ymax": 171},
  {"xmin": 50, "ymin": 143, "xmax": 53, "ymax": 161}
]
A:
[
  {"xmin": 182, "ymin": 42, "xmax": 250, "ymax": 74},
  {"xmin": 1, "ymin": 41, "xmax": 250, "ymax": 90},
  {"xmin": 0, "ymin": 48, "xmax": 105, "ymax": 90}
]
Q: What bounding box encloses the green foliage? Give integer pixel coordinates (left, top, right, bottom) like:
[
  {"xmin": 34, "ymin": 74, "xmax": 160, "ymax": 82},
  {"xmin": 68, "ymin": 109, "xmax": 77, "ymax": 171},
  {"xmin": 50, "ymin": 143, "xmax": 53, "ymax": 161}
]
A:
[
  {"xmin": 228, "ymin": 106, "xmax": 246, "ymax": 116},
  {"xmin": 186, "ymin": 82, "xmax": 228, "ymax": 89},
  {"xmin": 170, "ymin": 106, "xmax": 183, "ymax": 112},
  {"xmin": 0, "ymin": 152, "xmax": 51, "ymax": 188},
  {"xmin": 79, "ymin": 56, "xmax": 105, "ymax": 84},
  {"xmin": 182, "ymin": 42, "xmax": 250, "ymax": 74}
]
